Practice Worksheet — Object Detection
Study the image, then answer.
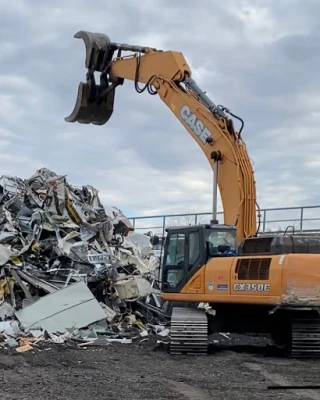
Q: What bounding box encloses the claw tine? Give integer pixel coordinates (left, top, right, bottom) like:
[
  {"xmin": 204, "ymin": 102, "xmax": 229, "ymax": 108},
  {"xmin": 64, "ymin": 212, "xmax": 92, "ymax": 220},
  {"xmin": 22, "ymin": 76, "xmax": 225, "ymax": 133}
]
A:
[
  {"xmin": 64, "ymin": 82, "xmax": 87, "ymax": 123},
  {"xmin": 65, "ymin": 82, "xmax": 115, "ymax": 125},
  {"xmin": 73, "ymin": 30, "xmax": 111, "ymax": 70}
]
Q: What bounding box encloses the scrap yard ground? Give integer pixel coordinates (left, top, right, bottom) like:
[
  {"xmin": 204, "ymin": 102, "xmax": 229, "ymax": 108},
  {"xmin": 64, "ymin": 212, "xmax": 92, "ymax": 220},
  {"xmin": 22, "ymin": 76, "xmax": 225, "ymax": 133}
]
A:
[{"xmin": 2, "ymin": 338, "xmax": 320, "ymax": 400}]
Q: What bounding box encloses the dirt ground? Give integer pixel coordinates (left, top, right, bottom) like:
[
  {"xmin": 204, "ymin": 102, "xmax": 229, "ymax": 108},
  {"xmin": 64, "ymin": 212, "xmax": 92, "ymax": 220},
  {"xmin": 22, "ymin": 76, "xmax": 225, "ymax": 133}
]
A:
[{"xmin": 1, "ymin": 336, "xmax": 320, "ymax": 400}]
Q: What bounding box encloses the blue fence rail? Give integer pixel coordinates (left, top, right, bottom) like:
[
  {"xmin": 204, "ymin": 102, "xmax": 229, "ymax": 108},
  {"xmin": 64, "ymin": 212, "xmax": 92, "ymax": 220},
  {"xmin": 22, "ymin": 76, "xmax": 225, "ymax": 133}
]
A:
[{"xmin": 128, "ymin": 205, "xmax": 320, "ymax": 236}]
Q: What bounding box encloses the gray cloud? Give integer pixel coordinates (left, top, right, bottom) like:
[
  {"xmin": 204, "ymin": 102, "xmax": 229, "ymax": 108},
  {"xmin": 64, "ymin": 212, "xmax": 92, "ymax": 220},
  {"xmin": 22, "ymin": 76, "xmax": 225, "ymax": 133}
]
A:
[{"xmin": 0, "ymin": 0, "xmax": 319, "ymax": 223}]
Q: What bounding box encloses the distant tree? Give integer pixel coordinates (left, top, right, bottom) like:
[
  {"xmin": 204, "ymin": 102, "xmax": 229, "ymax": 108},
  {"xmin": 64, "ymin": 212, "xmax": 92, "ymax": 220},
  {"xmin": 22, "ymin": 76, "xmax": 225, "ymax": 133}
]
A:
[{"xmin": 165, "ymin": 209, "xmax": 198, "ymax": 228}]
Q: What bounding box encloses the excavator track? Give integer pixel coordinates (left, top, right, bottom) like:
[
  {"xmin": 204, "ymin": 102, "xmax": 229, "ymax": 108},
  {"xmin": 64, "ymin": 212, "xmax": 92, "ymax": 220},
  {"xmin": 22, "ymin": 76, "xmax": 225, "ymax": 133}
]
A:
[
  {"xmin": 170, "ymin": 307, "xmax": 208, "ymax": 355},
  {"xmin": 291, "ymin": 317, "xmax": 320, "ymax": 358}
]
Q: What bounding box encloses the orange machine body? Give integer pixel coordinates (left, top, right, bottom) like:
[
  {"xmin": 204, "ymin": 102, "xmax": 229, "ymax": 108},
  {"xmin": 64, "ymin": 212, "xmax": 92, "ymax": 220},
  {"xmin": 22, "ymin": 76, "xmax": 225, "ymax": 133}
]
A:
[{"xmin": 162, "ymin": 254, "xmax": 320, "ymax": 307}]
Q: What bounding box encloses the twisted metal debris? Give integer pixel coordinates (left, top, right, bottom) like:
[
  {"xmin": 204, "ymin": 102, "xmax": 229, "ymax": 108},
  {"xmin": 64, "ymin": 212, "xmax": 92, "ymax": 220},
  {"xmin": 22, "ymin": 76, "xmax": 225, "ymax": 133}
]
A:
[{"xmin": 0, "ymin": 168, "xmax": 170, "ymax": 351}]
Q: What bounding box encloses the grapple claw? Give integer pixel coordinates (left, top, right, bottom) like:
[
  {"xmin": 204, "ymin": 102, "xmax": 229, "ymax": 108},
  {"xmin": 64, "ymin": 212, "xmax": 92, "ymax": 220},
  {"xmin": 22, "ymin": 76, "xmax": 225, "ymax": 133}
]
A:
[
  {"xmin": 65, "ymin": 30, "xmax": 119, "ymax": 125},
  {"xmin": 64, "ymin": 81, "xmax": 115, "ymax": 125},
  {"xmin": 74, "ymin": 30, "xmax": 112, "ymax": 71}
]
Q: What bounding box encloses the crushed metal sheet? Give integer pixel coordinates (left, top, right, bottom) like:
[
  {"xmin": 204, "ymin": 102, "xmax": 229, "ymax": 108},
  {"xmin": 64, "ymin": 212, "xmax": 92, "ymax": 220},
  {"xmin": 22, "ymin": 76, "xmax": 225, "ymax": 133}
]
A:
[
  {"xmin": 0, "ymin": 320, "xmax": 21, "ymax": 336},
  {"xmin": 15, "ymin": 281, "xmax": 107, "ymax": 333},
  {"xmin": 16, "ymin": 270, "xmax": 59, "ymax": 294},
  {"xmin": 0, "ymin": 302, "xmax": 15, "ymax": 319}
]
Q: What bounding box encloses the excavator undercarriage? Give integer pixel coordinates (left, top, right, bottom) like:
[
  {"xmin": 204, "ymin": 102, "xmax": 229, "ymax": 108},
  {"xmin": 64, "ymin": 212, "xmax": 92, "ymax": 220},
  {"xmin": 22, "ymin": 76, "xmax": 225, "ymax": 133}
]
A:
[
  {"xmin": 169, "ymin": 305, "xmax": 320, "ymax": 358},
  {"xmin": 170, "ymin": 307, "xmax": 208, "ymax": 355},
  {"xmin": 290, "ymin": 316, "xmax": 320, "ymax": 357}
]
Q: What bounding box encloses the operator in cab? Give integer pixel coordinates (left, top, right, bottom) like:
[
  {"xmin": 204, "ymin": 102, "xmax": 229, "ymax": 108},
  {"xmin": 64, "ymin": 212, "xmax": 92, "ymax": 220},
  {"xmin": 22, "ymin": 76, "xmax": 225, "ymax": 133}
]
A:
[{"xmin": 206, "ymin": 229, "xmax": 237, "ymax": 256}]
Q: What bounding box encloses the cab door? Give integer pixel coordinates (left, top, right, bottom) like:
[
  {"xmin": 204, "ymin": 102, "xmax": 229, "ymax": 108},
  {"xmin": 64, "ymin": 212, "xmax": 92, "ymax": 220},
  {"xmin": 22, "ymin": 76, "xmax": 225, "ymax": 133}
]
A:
[
  {"xmin": 162, "ymin": 227, "xmax": 206, "ymax": 294},
  {"xmin": 162, "ymin": 230, "xmax": 188, "ymax": 293},
  {"xmin": 184, "ymin": 229, "xmax": 206, "ymax": 294}
]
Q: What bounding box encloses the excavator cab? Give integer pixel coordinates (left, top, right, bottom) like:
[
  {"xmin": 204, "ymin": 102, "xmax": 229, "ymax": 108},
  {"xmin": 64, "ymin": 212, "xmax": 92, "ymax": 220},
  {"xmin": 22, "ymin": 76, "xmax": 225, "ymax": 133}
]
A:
[{"xmin": 162, "ymin": 224, "xmax": 237, "ymax": 293}]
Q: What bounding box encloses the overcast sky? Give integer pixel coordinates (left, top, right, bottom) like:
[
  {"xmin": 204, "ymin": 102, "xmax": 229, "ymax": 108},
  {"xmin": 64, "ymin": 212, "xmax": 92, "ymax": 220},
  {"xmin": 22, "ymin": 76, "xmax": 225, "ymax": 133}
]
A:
[{"xmin": 0, "ymin": 0, "xmax": 319, "ymax": 223}]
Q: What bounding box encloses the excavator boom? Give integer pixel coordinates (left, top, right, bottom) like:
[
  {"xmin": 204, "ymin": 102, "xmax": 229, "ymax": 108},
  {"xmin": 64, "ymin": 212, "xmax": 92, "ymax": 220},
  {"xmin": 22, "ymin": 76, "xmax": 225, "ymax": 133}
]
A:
[{"xmin": 65, "ymin": 31, "xmax": 260, "ymax": 243}]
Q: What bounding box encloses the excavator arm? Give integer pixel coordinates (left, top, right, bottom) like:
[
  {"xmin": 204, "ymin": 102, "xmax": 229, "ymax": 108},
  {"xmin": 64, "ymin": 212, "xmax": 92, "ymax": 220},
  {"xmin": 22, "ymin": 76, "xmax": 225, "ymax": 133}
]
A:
[{"xmin": 65, "ymin": 31, "xmax": 260, "ymax": 243}]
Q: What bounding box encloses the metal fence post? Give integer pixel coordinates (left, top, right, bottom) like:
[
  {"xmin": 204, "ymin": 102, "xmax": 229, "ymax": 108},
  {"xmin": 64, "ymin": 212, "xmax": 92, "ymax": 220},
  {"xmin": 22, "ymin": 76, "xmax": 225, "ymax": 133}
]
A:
[
  {"xmin": 262, "ymin": 209, "xmax": 267, "ymax": 232},
  {"xmin": 300, "ymin": 207, "xmax": 304, "ymax": 232}
]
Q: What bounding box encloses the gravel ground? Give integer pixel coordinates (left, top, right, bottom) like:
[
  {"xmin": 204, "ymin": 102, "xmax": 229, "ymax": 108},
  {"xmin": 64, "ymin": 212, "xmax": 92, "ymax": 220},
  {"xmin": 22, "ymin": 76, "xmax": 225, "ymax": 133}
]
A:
[{"xmin": 1, "ymin": 335, "xmax": 320, "ymax": 400}]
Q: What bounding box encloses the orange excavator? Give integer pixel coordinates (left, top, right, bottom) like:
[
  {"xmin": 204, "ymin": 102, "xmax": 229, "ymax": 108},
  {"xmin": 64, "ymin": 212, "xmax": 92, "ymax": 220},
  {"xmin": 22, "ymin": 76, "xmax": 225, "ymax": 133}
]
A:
[{"xmin": 66, "ymin": 31, "xmax": 320, "ymax": 358}]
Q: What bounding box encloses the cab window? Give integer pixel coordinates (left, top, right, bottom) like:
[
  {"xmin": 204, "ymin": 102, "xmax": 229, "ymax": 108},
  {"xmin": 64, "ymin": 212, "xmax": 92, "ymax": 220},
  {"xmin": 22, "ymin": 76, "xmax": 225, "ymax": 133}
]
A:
[
  {"xmin": 163, "ymin": 233, "xmax": 186, "ymax": 289},
  {"xmin": 165, "ymin": 233, "xmax": 185, "ymax": 266},
  {"xmin": 189, "ymin": 231, "xmax": 200, "ymax": 265},
  {"xmin": 206, "ymin": 229, "xmax": 236, "ymax": 256}
]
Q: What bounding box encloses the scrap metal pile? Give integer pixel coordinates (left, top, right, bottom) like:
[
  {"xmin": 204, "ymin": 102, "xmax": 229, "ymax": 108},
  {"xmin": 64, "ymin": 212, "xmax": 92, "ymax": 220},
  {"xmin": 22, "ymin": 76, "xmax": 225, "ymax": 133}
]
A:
[{"xmin": 0, "ymin": 168, "xmax": 170, "ymax": 352}]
